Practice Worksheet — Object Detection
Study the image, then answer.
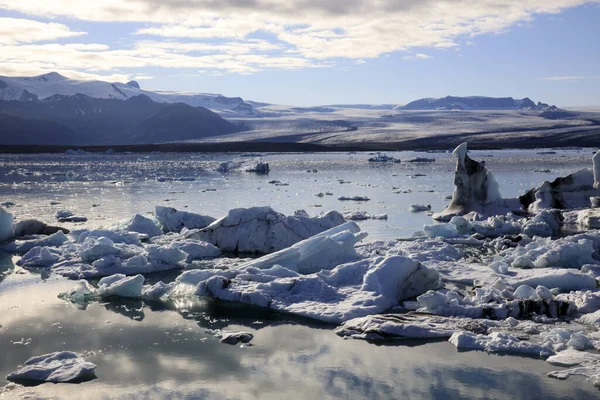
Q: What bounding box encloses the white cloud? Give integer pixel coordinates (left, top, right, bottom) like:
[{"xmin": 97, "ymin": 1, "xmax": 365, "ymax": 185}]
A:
[
  {"xmin": 0, "ymin": 0, "xmax": 598, "ymax": 78},
  {"xmin": 0, "ymin": 17, "xmax": 86, "ymax": 44},
  {"xmin": 538, "ymin": 76, "xmax": 587, "ymax": 80},
  {"xmin": 0, "ymin": 41, "xmax": 326, "ymax": 80},
  {"xmin": 403, "ymin": 53, "xmax": 433, "ymax": 60},
  {"xmin": 1, "ymin": 0, "xmax": 598, "ymax": 60}
]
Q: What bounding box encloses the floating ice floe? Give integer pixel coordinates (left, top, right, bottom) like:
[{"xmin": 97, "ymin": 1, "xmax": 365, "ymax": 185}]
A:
[
  {"xmin": 6, "ymin": 352, "xmax": 97, "ymax": 384},
  {"xmin": 405, "ymin": 157, "xmax": 435, "ymax": 163},
  {"xmin": 335, "ymin": 314, "xmax": 487, "ymax": 340},
  {"xmin": 367, "ymin": 153, "xmax": 400, "ymax": 163},
  {"xmin": 58, "ymin": 280, "xmax": 98, "ymax": 306},
  {"xmin": 449, "ymin": 331, "xmax": 555, "ymax": 358},
  {"xmin": 548, "ymin": 364, "xmax": 600, "ymax": 388},
  {"xmin": 546, "ymin": 349, "xmax": 600, "ymax": 367},
  {"xmin": 409, "ymin": 204, "xmax": 431, "ymax": 212},
  {"xmin": 181, "ymin": 232, "xmax": 441, "ymax": 323},
  {"xmin": 98, "ymin": 274, "xmax": 145, "ymax": 298},
  {"xmin": 217, "ymin": 331, "xmax": 254, "ymax": 345},
  {"xmin": 187, "ymin": 206, "xmax": 345, "ymax": 254},
  {"xmin": 155, "ymin": 206, "xmax": 215, "ymax": 233},
  {"xmin": 216, "ymin": 159, "xmax": 270, "ymax": 174},
  {"xmin": 343, "ymin": 211, "xmax": 388, "ymax": 221},
  {"xmin": 520, "ymin": 150, "xmax": 600, "ymax": 213},
  {"xmin": 338, "ymin": 196, "xmax": 370, "ymax": 201}
]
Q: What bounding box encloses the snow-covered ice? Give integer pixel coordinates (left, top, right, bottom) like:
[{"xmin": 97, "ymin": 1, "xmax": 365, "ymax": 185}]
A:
[
  {"xmin": 191, "ymin": 254, "xmax": 440, "ymax": 324},
  {"xmin": 336, "ymin": 314, "xmax": 487, "ymax": 340},
  {"xmin": 125, "ymin": 214, "xmax": 162, "ymax": 238},
  {"xmin": 449, "ymin": 331, "xmax": 554, "ymax": 358},
  {"xmin": 188, "ymin": 206, "xmax": 345, "ymax": 254},
  {"xmin": 98, "ymin": 274, "xmax": 145, "ymax": 298},
  {"xmin": 218, "ymin": 331, "xmax": 254, "ymax": 345},
  {"xmin": 155, "ymin": 206, "xmax": 215, "ymax": 233},
  {"xmin": 6, "ymin": 352, "xmax": 97, "ymax": 383}
]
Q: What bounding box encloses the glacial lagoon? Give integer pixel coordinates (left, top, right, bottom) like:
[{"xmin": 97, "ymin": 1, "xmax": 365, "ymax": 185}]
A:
[{"xmin": 1, "ymin": 149, "xmax": 599, "ymax": 399}]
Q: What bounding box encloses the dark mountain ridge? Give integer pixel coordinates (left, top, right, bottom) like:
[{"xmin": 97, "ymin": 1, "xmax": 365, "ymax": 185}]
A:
[{"xmin": 0, "ymin": 94, "xmax": 244, "ymax": 145}]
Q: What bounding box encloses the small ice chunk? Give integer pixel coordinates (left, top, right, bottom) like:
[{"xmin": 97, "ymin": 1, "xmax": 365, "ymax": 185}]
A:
[
  {"xmin": 55, "ymin": 210, "xmax": 74, "ymax": 219},
  {"xmin": 98, "ymin": 274, "xmax": 144, "ymax": 298},
  {"xmin": 17, "ymin": 246, "xmax": 60, "ymax": 268},
  {"xmin": 58, "ymin": 280, "xmax": 98, "ymax": 305},
  {"xmin": 513, "ymin": 285, "xmax": 537, "ymax": 300},
  {"xmin": 219, "ymin": 331, "xmax": 254, "ymax": 345},
  {"xmin": 449, "ymin": 331, "xmax": 554, "ymax": 358},
  {"xmin": 155, "ymin": 206, "xmax": 215, "ymax": 233},
  {"xmin": 410, "ymin": 204, "xmax": 431, "ymax": 212},
  {"xmin": 126, "ymin": 214, "xmax": 162, "ymax": 238},
  {"xmin": 338, "ymin": 196, "xmax": 370, "ymax": 201},
  {"xmin": 6, "ymin": 351, "xmax": 97, "ymax": 383},
  {"xmin": 417, "ymin": 290, "xmax": 447, "ymax": 310},
  {"xmin": 423, "ymin": 223, "xmax": 458, "ymax": 238}
]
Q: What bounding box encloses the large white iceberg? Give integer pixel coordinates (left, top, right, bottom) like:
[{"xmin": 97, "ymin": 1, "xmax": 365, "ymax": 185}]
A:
[
  {"xmin": 190, "ymin": 255, "xmax": 440, "ymax": 324},
  {"xmin": 188, "ymin": 206, "xmax": 345, "ymax": 254}
]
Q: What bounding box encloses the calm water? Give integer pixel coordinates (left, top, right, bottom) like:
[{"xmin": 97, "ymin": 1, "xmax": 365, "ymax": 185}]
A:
[
  {"xmin": 0, "ymin": 149, "xmax": 598, "ymax": 399},
  {"xmin": 0, "ymin": 149, "xmax": 593, "ymax": 240}
]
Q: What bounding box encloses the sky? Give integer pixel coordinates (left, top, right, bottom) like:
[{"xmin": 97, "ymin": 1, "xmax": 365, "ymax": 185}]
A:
[{"xmin": 0, "ymin": 0, "xmax": 598, "ymax": 107}]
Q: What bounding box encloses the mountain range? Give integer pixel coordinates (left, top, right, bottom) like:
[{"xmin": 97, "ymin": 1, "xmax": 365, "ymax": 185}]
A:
[
  {"xmin": 0, "ymin": 72, "xmax": 259, "ymax": 117},
  {"xmin": 0, "ymin": 72, "xmax": 576, "ymax": 147},
  {"xmin": 396, "ymin": 96, "xmax": 556, "ymax": 111}
]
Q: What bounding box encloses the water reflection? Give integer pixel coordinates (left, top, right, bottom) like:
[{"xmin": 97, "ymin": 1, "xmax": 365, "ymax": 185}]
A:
[{"xmin": 0, "ymin": 278, "xmax": 597, "ymax": 399}]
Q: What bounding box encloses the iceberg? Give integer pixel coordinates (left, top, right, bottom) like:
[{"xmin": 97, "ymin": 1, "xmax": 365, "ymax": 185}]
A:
[
  {"xmin": 155, "ymin": 206, "xmax": 215, "ymax": 233},
  {"xmin": 192, "ymin": 254, "xmax": 440, "ymax": 324},
  {"xmin": 520, "ymin": 150, "xmax": 600, "ymax": 212},
  {"xmin": 188, "ymin": 206, "xmax": 345, "ymax": 254},
  {"xmin": 433, "ymin": 143, "xmax": 522, "ymax": 221}
]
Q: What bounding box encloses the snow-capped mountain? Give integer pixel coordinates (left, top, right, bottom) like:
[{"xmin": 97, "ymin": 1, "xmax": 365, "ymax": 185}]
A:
[
  {"xmin": 0, "ymin": 72, "xmax": 259, "ymax": 117},
  {"xmin": 396, "ymin": 96, "xmax": 555, "ymax": 111}
]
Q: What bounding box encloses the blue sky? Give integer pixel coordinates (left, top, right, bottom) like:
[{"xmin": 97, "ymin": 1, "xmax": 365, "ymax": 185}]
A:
[{"xmin": 0, "ymin": 0, "xmax": 598, "ymax": 106}]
